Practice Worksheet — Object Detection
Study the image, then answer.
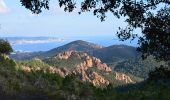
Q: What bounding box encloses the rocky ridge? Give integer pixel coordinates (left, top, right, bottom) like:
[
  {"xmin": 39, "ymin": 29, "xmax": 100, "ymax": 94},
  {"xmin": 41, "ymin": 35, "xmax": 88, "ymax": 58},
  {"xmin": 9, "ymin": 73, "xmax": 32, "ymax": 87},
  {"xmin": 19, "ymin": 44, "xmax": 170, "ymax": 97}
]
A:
[{"xmin": 21, "ymin": 51, "xmax": 136, "ymax": 86}]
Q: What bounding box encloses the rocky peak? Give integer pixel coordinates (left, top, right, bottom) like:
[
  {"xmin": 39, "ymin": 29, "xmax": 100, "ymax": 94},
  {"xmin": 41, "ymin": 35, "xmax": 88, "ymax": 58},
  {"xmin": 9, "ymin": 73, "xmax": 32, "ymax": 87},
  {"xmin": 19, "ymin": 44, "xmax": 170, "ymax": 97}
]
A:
[
  {"xmin": 56, "ymin": 51, "xmax": 73, "ymax": 60},
  {"xmin": 46, "ymin": 51, "xmax": 113, "ymax": 85},
  {"xmin": 54, "ymin": 51, "xmax": 112, "ymax": 72}
]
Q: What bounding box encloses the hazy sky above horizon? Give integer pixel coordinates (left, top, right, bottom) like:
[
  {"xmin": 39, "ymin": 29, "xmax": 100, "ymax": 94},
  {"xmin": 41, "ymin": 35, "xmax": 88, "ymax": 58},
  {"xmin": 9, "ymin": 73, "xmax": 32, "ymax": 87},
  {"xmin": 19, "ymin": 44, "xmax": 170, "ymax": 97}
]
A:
[{"xmin": 0, "ymin": 0, "xmax": 131, "ymax": 38}]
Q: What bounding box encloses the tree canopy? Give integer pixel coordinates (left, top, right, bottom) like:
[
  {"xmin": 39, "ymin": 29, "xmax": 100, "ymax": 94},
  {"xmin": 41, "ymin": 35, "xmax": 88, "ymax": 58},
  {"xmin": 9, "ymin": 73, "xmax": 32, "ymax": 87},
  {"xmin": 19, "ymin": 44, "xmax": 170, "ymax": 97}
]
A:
[
  {"xmin": 20, "ymin": 0, "xmax": 170, "ymax": 61},
  {"xmin": 0, "ymin": 39, "xmax": 13, "ymax": 55}
]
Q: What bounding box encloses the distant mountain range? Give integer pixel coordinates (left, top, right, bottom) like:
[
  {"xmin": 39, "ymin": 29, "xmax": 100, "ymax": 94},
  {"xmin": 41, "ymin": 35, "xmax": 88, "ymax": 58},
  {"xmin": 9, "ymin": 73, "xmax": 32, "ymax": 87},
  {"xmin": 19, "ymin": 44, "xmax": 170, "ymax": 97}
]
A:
[{"xmin": 10, "ymin": 40, "xmax": 137, "ymax": 61}]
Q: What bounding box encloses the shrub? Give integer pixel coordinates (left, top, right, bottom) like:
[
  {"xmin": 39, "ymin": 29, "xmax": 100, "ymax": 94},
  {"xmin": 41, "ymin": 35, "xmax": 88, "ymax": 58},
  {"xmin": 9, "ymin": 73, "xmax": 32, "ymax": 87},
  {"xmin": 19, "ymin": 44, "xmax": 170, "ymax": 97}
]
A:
[
  {"xmin": 0, "ymin": 39, "xmax": 13, "ymax": 55},
  {"xmin": 148, "ymin": 66, "xmax": 170, "ymax": 83}
]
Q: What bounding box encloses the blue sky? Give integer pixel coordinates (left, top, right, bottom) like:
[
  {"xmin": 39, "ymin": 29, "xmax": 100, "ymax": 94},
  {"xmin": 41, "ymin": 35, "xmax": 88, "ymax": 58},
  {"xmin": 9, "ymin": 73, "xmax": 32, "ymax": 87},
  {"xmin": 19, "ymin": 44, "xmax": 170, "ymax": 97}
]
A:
[
  {"xmin": 0, "ymin": 0, "xmax": 141, "ymax": 51},
  {"xmin": 0, "ymin": 0, "xmax": 130, "ymax": 38},
  {"xmin": 0, "ymin": 0, "xmax": 165, "ymax": 51}
]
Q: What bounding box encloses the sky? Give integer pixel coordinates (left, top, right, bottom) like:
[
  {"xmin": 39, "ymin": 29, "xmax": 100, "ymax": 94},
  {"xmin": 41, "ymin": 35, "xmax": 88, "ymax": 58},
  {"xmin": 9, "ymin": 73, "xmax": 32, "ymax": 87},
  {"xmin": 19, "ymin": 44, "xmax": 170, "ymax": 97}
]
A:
[
  {"xmin": 0, "ymin": 0, "xmax": 130, "ymax": 38},
  {"xmin": 0, "ymin": 0, "xmax": 140, "ymax": 52},
  {"xmin": 0, "ymin": 0, "xmax": 165, "ymax": 51}
]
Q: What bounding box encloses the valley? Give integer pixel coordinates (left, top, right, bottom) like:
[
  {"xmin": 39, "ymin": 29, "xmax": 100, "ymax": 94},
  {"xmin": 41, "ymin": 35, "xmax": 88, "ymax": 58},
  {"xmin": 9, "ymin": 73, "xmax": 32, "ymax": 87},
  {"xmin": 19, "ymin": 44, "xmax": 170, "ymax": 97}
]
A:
[{"xmin": 0, "ymin": 39, "xmax": 169, "ymax": 100}]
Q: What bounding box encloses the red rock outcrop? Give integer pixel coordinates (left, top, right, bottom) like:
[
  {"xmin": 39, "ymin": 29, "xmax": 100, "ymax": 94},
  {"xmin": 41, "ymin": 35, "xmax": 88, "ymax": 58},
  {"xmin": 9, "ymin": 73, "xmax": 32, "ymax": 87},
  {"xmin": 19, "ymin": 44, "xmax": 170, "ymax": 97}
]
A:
[
  {"xmin": 76, "ymin": 65, "xmax": 91, "ymax": 82},
  {"xmin": 91, "ymin": 72, "xmax": 109, "ymax": 86},
  {"xmin": 74, "ymin": 52, "xmax": 112, "ymax": 72},
  {"xmin": 46, "ymin": 66, "xmax": 66, "ymax": 77},
  {"xmin": 115, "ymin": 72, "xmax": 135, "ymax": 83},
  {"xmin": 85, "ymin": 56, "xmax": 93, "ymax": 67},
  {"xmin": 22, "ymin": 66, "xmax": 31, "ymax": 72},
  {"xmin": 20, "ymin": 51, "xmax": 135, "ymax": 86},
  {"xmin": 56, "ymin": 51, "xmax": 73, "ymax": 60},
  {"xmin": 52, "ymin": 51, "xmax": 114, "ymax": 85}
]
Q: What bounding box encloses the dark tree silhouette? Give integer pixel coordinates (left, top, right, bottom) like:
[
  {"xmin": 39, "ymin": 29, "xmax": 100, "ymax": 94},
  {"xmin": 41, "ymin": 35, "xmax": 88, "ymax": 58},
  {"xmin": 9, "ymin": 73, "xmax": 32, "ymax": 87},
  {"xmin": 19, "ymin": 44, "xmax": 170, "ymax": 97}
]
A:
[
  {"xmin": 20, "ymin": 0, "xmax": 170, "ymax": 61},
  {"xmin": 0, "ymin": 39, "xmax": 13, "ymax": 55},
  {"xmin": 147, "ymin": 65, "xmax": 170, "ymax": 84}
]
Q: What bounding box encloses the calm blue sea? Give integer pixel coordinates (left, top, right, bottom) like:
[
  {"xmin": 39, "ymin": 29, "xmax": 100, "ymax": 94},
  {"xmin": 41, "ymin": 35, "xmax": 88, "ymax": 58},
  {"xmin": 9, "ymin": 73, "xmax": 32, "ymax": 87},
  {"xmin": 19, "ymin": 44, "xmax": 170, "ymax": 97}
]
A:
[
  {"xmin": 11, "ymin": 42, "xmax": 70, "ymax": 52},
  {"xmin": 1, "ymin": 36, "xmax": 138, "ymax": 52}
]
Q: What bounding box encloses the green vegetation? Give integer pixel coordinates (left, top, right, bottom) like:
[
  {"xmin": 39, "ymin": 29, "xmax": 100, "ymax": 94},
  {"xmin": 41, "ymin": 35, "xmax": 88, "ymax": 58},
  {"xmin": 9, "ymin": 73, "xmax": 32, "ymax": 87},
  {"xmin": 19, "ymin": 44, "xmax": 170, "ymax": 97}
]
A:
[
  {"xmin": 91, "ymin": 45, "xmax": 138, "ymax": 63},
  {"xmin": 42, "ymin": 40, "xmax": 103, "ymax": 58},
  {"xmin": 114, "ymin": 56, "xmax": 166, "ymax": 78},
  {"xmin": 17, "ymin": 58, "xmax": 50, "ymax": 69},
  {"xmin": 0, "ymin": 55, "xmax": 170, "ymax": 99},
  {"xmin": 0, "ymin": 40, "xmax": 169, "ymax": 99},
  {"xmin": 43, "ymin": 52, "xmax": 84, "ymax": 70},
  {"xmin": 0, "ymin": 39, "xmax": 13, "ymax": 55},
  {"xmin": 87, "ymin": 67, "xmax": 127, "ymax": 87}
]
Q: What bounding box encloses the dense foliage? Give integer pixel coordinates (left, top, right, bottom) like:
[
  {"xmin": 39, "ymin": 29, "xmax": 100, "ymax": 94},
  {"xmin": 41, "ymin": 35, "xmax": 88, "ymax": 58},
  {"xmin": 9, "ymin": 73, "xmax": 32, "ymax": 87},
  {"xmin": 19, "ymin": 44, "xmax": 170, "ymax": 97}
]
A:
[
  {"xmin": 91, "ymin": 45, "xmax": 138, "ymax": 63},
  {"xmin": 0, "ymin": 56, "xmax": 170, "ymax": 100},
  {"xmin": 148, "ymin": 66, "xmax": 170, "ymax": 83},
  {"xmin": 114, "ymin": 56, "xmax": 166, "ymax": 78},
  {"xmin": 43, "ymin": 53, "xmax": 84, "ymax": 69},
  {"xmin": 0, "ymin": 39, "xmax": 13, "ymax": 55}
]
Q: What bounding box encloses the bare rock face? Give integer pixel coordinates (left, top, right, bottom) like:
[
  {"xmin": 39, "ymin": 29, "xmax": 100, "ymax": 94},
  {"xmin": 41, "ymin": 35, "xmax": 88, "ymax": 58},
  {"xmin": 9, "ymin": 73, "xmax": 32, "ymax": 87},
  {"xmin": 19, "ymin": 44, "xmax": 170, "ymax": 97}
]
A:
[
  {"xmin": 46, "ymin": 67, "xmax": 66, "ymax": 77},
  {"xmin": 92, "ymin": 57, "xmax": 112, "ymax": 72},
  {"xmin": 76, "ymin": 52, "xmax": 112, "ymax": 72},
  {"xmin": 21, "ymin": 66, "xmax": 31, "ymax": 72},
  {"xmin": 56, "ymin": 51, "xmax": 73, "ymax": 60},
  {"xmin": 51, "ymin": 51, "xmax": 115, "ymax": 86},
  {"xmin": 91, "ymin": 72, "xmax": 109, "ymax": 86},
  {"xmin": 96, "ymin": 63, "xmax": 112, "ymax": 72},
  {"xmin": 115, "ymin": 72, "xmax": 135, "ymax": 83},
  {"xmin": 61, "ymin": 68, "xmax": 70, "ymax": 76},
  {"xmin": 85, "ymin": 56, "xmax": 93, "ymax": 67},
  {"xmin": 56, "ymin": 51, "xmax": 112, "ymax": 73},
  {"xmin": 21, "ymin": 65, "xmax": 41, "ymax": 72},
  {"xmin": 76, "ymin": 65, "xmax": 91, "ymax": 82},
  {"xmin": 20, "ymin": 51, "xmax": 136, "ymax": 87},
  {"xmin": 76, "ymin": 66, "xmax": 109, "ymax": 86}
]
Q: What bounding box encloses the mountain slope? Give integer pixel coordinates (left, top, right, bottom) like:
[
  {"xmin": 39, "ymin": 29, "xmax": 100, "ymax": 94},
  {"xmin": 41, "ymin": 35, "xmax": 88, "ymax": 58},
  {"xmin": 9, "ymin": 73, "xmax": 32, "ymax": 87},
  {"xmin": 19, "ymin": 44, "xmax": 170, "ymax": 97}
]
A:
[
  {"xmin": 90, "ymin": 45, "xmax": 139, "ymax": 63},
  {"xmin": 0, "ymin": 55, "xmax": 169, "ymax": 100},
  {"xmin": 43, "ymin": 51, "xmax": 142, "ymax": 86},
  {"xmin": 10, "ymin": 40, "xmax": 159, "ymax": 79},
  {"xmin": 113, "ymin": 56, "xmax": 166, "ymax": 78},
  {"xmin": 43, "ymin": 40, "xmax": 103, "ymax": 57},
  {"xmin": 10, "ymin": 40, "xmax": 103, "ymax": 60}
]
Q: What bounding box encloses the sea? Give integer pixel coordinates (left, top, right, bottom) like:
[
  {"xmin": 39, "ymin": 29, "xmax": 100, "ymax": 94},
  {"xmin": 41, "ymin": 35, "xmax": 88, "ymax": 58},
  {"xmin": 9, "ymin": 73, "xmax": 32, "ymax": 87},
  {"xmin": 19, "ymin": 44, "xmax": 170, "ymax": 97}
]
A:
[{"xmin": 0, "ymin": 36, "xmax": 138, "ymax": 52}]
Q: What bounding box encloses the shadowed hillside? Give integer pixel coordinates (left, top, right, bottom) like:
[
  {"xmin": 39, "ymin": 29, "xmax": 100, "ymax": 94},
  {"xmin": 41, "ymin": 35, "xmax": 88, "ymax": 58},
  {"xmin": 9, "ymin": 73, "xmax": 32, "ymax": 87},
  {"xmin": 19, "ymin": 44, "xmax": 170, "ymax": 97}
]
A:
[{"xmin": 90, "ymin": 45, "xmax": 139, "ymax": 63}]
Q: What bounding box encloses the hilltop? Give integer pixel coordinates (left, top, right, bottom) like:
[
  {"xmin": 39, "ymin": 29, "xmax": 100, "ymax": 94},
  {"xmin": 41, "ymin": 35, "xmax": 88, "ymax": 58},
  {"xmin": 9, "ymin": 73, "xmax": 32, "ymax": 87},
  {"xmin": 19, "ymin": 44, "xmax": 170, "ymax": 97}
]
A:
[
  {"xmin": 43, "ymin": 40, "xmax": 103, "ymax": 57},
  {"xmin": 11, "ymin": 40, "xmax": 138, "ymax": 61},
  {"xmin": 43, "ymin": 51, "xmax": 141, "ymax": 86},
  {"xmin": 10, "ymin": 40, "xmax": 103, "ymax": 60}
]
